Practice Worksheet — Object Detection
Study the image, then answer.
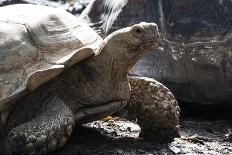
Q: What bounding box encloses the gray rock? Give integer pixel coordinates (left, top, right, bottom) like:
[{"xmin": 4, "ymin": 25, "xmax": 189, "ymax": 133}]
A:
[{"xmin": 81, "ymin": 0, "xmax": 232, "ymax": 105}]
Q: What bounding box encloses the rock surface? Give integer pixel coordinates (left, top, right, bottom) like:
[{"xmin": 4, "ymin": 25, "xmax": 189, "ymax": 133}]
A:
[
  {"xmin": 51, "ymin": 118, "xmax": 232, "ymax": 155},
  {"xmin": 81, "ymin": 0, "xmax": 232, "ymax": 105}
]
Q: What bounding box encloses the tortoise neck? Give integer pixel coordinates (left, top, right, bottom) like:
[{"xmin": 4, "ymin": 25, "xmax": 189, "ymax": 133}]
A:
[
  {"xmin": 74, "ymin": 44, "xmax": 130, "ymax": 105},
  {"xmin": 86, "ymin": 42, "xmax": 127, "ymax": 80}
]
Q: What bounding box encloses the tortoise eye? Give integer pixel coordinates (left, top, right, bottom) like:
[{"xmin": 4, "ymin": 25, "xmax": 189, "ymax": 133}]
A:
[
  {"xmin": 131, "ymin": 25, "xmax": 145, "ymax": 37},
  {"xmin": 135, "ymin": 28, "xmax": 142, "ymax": 33}
]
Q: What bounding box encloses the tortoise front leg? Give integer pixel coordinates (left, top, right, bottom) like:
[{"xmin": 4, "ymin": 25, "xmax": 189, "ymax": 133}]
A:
[
  {"xmin": 8, "ymin": 97, "xmax": 74, "ymax": 155},
  {"xmin": 121, "ymin": 76, "xmax": 180, "ymax": 143}
]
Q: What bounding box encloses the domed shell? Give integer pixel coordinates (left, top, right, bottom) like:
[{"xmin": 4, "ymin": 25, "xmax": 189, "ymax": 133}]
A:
[{"xmin": 0, "ymin": 4, "xmax": 103, "ymax": 111}]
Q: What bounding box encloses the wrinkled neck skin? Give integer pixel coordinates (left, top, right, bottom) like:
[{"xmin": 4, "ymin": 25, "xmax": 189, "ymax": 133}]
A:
[
  {"xmin": 69, "ymin": 34, "xmax": 150, "ymax": 111},
  {"xmin": 76, "ymin": 41, "xmax": 130, "ymax": 107}
]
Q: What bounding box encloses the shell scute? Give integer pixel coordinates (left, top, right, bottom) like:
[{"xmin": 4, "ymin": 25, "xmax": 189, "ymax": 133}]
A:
[{"xmin": 0, "ymin": 4, "xmax": 103, "ymax": 112}]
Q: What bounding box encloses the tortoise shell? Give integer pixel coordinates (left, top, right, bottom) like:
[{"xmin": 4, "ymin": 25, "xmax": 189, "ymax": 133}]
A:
[{"xmin": 0, "ymin": 4, "xmax": 103, "ymax": 111}]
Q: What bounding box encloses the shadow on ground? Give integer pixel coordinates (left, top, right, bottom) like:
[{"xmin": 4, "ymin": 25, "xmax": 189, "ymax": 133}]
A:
[
  {"xmin": 52, "ymin": 119, "xmax": 171, "ymax": 155},
  {"xmin": 51, "ymin": 117, "xmax": 231, "ymax": 155}
]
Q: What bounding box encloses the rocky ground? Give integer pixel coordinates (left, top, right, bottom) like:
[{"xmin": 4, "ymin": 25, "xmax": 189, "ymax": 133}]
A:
[{"xmin": 51, "ymin": 117, "xmax": 232, "ymax": 155}]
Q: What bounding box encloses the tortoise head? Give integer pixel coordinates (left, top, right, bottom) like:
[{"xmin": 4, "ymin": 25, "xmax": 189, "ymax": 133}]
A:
[{"xmin": 101, "ymin": 22, "xmax": 160, "ymax": 71}]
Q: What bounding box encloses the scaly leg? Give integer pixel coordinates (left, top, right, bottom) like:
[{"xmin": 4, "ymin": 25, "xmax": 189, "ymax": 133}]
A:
[
  {"xmin": 8, "ymin": 97, "xmax": 74, "ymax": 155},
  {"xmin": 120, "ymin": 76, "xmax": 180, "ymax": 143}
]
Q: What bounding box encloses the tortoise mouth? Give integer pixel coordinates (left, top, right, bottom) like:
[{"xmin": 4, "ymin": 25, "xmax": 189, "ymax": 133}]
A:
[
  {"xmin": 74, "ymin": 101, "xmax": 127, "ymax": 124},
  {"xmin": 140, "ymin": 39, "xmax": 159, "ymax": 51},
  {"xmin": 141, "ymin": 31, "xmax": 160, "ymax": 50}
]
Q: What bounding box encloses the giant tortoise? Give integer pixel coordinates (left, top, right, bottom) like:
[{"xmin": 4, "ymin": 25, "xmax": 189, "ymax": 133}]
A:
[{"xmin": 0, "ymin": 4, "xmax": 179, "ymax": 155}]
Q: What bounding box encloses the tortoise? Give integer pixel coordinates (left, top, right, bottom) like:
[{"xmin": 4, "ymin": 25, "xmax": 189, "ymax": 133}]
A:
[{"xmin": 0, "ymin": 4, "xmax": 179, "ymax": 155}]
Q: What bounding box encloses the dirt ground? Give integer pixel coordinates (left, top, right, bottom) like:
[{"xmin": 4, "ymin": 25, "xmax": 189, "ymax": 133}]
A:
[{"xmin": 51, "ymin": 117, "xmax": 232, "ymax": 155}]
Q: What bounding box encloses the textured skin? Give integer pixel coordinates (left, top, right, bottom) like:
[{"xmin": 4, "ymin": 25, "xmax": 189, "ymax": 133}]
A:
[
  {"xmin": 120, "ymin": 76, "xmax": 180, "ymax": 143},
  {"xmin": 8, "ymin": 98, "xmax": 74, "ymax": 155}
]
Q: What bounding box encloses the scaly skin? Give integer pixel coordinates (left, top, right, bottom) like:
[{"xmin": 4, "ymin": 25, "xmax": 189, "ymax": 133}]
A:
[
  {"xmin": 8, "ymin": 98, "xmax": 74, "ymax": 155},
  {"xmin": 119, "ymin": 76, "xmax": 180, "ymax": 143}
]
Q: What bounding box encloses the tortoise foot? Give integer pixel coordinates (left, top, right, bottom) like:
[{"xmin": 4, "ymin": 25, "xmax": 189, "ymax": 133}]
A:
[
  {"xmin": 8, "ymin": 100, "xmax": 74, "ymax": 155},
  {"xmin": 123, "ymin": 76, "xmax": 180, "ymax": 143}
]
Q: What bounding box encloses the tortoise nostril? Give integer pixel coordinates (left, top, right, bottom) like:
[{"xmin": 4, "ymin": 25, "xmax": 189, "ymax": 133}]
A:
[
  {"xmin": 146, "ymin": 23, "xmax": 159, "ymax": 35},
  {"xmin": 153, "ymin": 24, "xmax": 158, "ymax": 32}
]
